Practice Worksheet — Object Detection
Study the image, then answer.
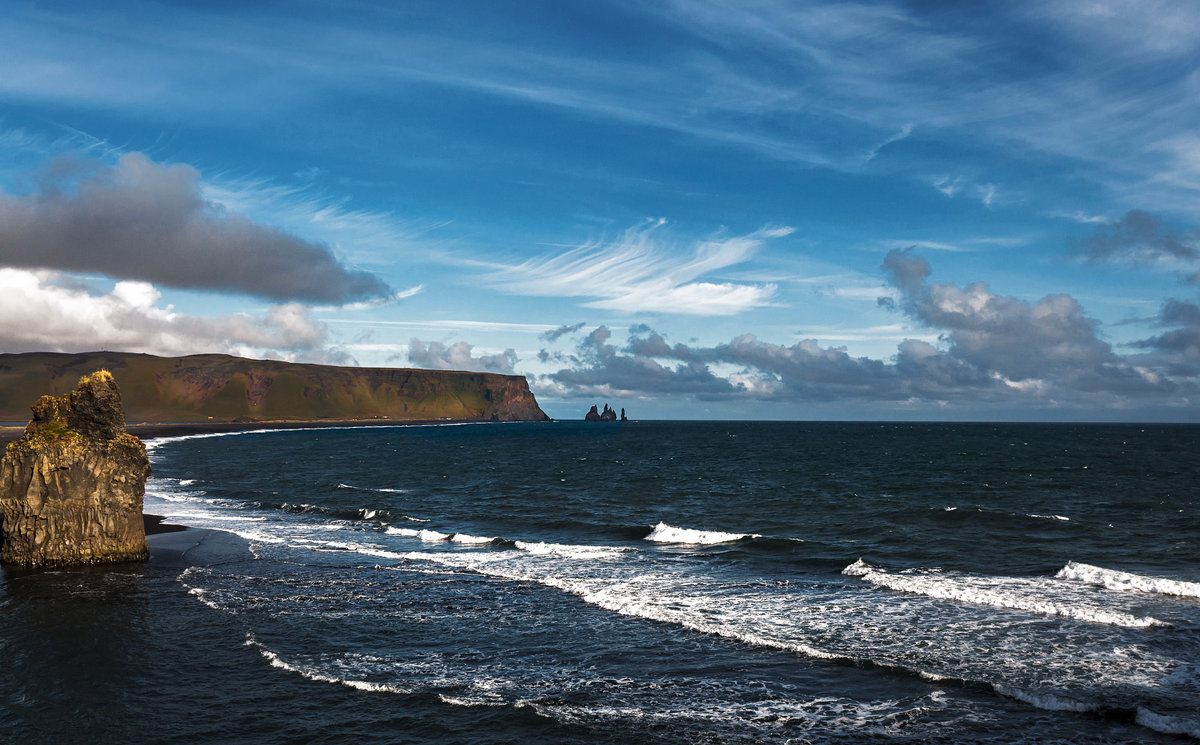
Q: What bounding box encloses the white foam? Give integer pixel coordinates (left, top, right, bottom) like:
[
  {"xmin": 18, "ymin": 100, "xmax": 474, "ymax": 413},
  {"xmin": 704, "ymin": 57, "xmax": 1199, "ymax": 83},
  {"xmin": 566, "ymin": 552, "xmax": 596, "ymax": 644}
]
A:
[
  {"xmin": 244, "ymin": 634, "xmax": 408, "ymax": 694},
  {"xmin": 1136, "ymin": 707, "xmax": 1200, "ymax": 738},
  {"xmin": 842, "ymin": 558, "xmax": 873, "ymax": 577},
  {"xmin": 644, "ymin": 521, "xmax": 760, "ymax": 545},
  {"xmin": 187, "ymin": 587, "xmax": 226, "ymax": 612},
  {"xmin": 345, "ymin": 544, "xmax": 408, "ymax": 560},
  {"xmin": 231, "ymin": 529, "xmax": 287, "ymax": 544},
  {"xmin": 450, "ymin": 533, "xmax": 496, "ymax": 545},
  {"xmin": 843, "ymin": 560, "xmax": 1169, "ymax": 629},
  {"xmin": 513, "ymin": 541, "xmax": 630, "ymax": 560},
  {"xmin": 1056, "ymin": 561, "xmax": 1200, "ymax": 598},
  {"xmin": 1027, "ymin": 514, "xmax": 1070, "ymax": 521},
  {"xmin": 385, "ymin": 527, "xmax": 451, "ymax": 542}
]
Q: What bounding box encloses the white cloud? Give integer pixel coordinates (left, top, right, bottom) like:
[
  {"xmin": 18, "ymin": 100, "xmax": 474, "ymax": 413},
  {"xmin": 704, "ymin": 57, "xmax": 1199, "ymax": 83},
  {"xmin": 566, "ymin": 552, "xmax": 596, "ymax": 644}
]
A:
[
  {"xmin": 0, "ymin": 268, "xmax": 339, "ymax": 361},
  {"xmin": 489, "ymin": 221, "xmax": 788, "ymax": 315},
  {"xmin": 407, "ymin": 338, "xmax": 518, "ymax": 374}
]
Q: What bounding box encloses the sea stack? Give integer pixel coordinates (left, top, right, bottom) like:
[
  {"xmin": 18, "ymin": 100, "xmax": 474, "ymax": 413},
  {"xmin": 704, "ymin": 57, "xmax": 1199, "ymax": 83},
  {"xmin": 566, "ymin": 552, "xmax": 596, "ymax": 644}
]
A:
[{"xmin": 0, "ymin": 370, "xmax": 151, "ymax": 567}]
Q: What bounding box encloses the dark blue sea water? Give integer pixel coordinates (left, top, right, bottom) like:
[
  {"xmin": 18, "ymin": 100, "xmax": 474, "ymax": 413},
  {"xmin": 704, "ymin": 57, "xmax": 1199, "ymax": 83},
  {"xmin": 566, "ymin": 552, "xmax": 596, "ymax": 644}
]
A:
[{"xmin": 2, "ymin": 421, "xmax": 1199, "ymax": 744}]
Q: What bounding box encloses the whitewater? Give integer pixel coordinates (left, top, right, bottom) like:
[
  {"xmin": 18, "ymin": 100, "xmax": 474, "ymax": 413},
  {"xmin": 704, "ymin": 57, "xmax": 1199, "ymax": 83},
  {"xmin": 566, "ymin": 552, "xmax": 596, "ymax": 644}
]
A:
[{"xmin": 6, "ymin": 420, "xmax": 1197, "ymax": 745}]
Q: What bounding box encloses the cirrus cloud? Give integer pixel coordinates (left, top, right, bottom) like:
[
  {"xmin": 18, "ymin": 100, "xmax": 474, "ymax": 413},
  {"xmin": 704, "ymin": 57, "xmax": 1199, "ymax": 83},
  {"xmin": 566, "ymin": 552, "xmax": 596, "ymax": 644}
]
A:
[{"xmin": 488, "ymin": 220, "xmax": 790, "ymax": 316}]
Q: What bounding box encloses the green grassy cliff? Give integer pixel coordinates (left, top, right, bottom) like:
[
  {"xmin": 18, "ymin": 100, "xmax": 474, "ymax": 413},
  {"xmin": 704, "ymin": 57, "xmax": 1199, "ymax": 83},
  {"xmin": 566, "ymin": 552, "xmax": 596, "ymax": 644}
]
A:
[{"xmin": 0, "ymin": 352, "xmax": 550, "ymax": 423}]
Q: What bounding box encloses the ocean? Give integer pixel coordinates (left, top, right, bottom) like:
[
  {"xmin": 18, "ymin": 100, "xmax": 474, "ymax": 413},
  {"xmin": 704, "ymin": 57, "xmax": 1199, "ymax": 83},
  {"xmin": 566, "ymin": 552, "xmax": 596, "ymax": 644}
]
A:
[{"xmin": 2, "ymin": 420, "xmax": 1198, "ymax": 744}]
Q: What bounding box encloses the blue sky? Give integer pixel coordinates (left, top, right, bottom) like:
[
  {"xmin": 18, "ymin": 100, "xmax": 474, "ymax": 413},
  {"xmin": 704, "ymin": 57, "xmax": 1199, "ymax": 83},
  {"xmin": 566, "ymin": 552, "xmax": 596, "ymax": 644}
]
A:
[{"xmin": 1, "ymin": 0, "xmax": 1199, "ymax": 420}]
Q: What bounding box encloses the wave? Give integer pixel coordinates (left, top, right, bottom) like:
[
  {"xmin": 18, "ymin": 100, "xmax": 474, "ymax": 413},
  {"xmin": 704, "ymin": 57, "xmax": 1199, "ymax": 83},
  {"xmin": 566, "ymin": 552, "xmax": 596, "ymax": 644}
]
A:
[
  {"xmin": 1027, "ymin": 513, "xmax": 1070, "ymax": 521},
  {"xmin": 450, "ymin": 533, "xmax": 498, "ymax": 545},
  {"xmin": 273, "ymin": 502, "xmax": 413, "ymax": 523},
  {"xmin": 337, "ymin": 483, "xmax": 407, "ymax": 494},
  {"xmin": 514, "ymin": 541, "xmax": 631, "ymax": 560},
  {"xmin": 143, "ymin": 430, "xmax": 260, "ymax": 452},
  {"xmin": 843, "ymin": 559, "xmax": 1169, "ymax": 629},
  {"xmin": 243, "ymin": 634, "xmax": 408, "ymax": 694},
  {"xmin": 385, "ymin": 527, "xmax": 452, "ymax": 542},
  {"xmin": 991, "ymin": 683, "xmax": 1096, "ymax": 713},
  {"xmin": 1056, "ymin": 561, "xmax": 1200, "ymax": 598},
  {"xmin": 644, "ymin": 522, "xmax": 761, "ymax": 545},
  {"xmin": 1136, "ymin": 707, "xmax": 1200, "ymax": 738}
]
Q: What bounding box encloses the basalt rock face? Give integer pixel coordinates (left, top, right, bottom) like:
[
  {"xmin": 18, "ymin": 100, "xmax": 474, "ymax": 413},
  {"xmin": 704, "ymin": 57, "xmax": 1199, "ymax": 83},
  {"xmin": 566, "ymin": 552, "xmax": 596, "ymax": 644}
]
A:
[
  {"xmin": 584, "ymin": 403, "xmax": 622, "ymax": 422},
  {"xmin": 0, "ymin": 371, "xmax": 151, "ymax": 567}
]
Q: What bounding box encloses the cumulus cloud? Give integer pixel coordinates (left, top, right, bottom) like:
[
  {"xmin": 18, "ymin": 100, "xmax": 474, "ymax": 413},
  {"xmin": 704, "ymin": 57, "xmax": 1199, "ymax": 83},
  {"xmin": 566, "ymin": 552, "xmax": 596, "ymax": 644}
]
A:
[
  {"xmin": 534, "ymin": 252, "xmax": 1195, "ymax": 412},
  {"xmin": 0, "ymin": 152, "xmax": 395, "ymax": 303},
  {"xmin": 0, "ymin": 268, "xmax": 344, "ymax": 362},
  {"xmin": 883, "ymin": 248, "xmax": 1117, "ymax": 379},
  {"xmin": 1078, "ymin": 210, "xmax": 1200, "ymax": 278},
  {"xmin": 542, "ymin": 326, "xmax": 732, "ymax": 397},
  {"xmin": 489, "ymin": 221, "xmax": 788, "ymax": 316},
  {"xmin": 407, "ymin": 338, "xmax": 518, "ymax": 374}
]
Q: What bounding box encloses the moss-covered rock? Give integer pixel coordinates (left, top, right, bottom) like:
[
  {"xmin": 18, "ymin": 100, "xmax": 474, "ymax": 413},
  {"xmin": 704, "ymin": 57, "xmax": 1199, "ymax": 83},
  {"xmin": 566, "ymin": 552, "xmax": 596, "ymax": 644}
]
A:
[{"xmin": 0, "ymin": 371, "xmax": 150, "ymax": 567}]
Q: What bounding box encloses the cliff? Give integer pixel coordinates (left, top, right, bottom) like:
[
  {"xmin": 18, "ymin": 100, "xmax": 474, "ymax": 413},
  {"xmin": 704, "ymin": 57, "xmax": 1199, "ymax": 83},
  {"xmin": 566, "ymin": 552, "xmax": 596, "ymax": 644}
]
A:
[
  {"xmin": 0, "ymin": 352, "xmax": 550, "ymax": 423},
  {"xmin": 0, "ymin": 371, "xmax": 151, "ymax": 567}
]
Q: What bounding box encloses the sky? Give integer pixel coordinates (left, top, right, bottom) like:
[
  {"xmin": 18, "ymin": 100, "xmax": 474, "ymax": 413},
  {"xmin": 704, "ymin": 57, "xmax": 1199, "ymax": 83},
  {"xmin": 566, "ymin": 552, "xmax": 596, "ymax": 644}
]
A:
[{"xmin": 1, "ymin": 0, "xmax": 1199, "ymax": 421}]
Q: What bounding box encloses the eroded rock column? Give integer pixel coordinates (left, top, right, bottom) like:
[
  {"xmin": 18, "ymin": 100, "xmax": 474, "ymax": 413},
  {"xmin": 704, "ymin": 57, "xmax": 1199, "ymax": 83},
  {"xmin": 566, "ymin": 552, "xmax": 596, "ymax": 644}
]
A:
[{"xmin": 0, "ymin": 371, "xmax": 151, "ymax": 567}]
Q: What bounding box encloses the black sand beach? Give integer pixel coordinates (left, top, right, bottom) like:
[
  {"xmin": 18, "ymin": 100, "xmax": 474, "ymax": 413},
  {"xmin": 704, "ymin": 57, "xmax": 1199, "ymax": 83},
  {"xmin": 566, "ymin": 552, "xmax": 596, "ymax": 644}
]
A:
[{"xmin": 0, "ymin": 418, "xmax": 463, "ymax": 447}]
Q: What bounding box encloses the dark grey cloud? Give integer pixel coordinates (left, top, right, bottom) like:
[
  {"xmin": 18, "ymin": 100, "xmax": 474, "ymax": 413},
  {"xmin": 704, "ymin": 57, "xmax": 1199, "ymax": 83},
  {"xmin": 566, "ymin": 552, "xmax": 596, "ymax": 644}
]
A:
[
  {"xmin": 1078, "ymin": 210, "xmax": 1200, "ymax": 279},
  {"xmin": 881, "ymin": 246, "xmax": 931, "ymax": 299},
  {"xmin": 537, "ymin": 252, "xmax": 1196, "ymax": 411},
  {"xmin": 408, "ymin": 338, "xmax": 518, "ymax": 374},
  {"xmin": 883, "ymin": 248, "xmax": 1116, "ymax": 383},
  {"xmin": 539, "ymin": 321, "xmax": 588, "ymax": 342},
  {"xmin": 545, "ymin": 325, "xmax": 733, "ymax": 397},
  {"xmin": 1135, "ymin": 299, "xmax": 1200, "ymax": 374},
  {"xmin": 0, "ymin": 152, "xmax": 394, "ymax": 303}
]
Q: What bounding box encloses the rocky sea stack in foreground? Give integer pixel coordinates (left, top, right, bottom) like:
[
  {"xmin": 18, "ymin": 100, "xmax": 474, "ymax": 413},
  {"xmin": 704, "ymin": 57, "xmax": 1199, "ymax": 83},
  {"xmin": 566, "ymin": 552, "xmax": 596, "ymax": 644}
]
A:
[{"xmin": 0, "ymin": 371, "xmax": 151, "ymax": 567}]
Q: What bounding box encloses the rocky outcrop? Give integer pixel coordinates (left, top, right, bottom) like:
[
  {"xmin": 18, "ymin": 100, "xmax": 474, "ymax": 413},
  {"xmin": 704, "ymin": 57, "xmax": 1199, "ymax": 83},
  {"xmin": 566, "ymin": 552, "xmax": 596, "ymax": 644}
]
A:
[
  {"xmin": 585, "ymin": 403, "xmax": 622, "ymax": 422},
  {"xmin": 0, "ymin": 371, "xmax": 151, "ymax": 567}
]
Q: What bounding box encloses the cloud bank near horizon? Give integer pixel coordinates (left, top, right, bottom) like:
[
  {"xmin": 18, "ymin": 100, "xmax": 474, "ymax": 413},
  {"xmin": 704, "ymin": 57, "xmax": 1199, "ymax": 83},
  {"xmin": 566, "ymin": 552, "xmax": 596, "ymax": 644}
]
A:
[{"xmin": 530, "ymin": 251, "xmax": 1197, "ymax": 413}]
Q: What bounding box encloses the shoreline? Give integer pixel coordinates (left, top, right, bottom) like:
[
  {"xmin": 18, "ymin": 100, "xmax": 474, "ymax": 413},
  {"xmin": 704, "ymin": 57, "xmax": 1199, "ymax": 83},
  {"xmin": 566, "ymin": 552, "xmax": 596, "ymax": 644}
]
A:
[
  {"xmin": 0, "ymin": 416, "xmax": 552, "ymax": 447},
  {"xmin": 3, "ymin": 418, "xmax": 519, "ymax": 539}
]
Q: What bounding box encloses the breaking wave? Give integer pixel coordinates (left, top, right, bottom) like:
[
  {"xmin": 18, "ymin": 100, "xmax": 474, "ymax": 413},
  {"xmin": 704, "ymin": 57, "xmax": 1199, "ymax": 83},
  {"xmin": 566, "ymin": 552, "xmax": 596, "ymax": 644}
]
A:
[
  {"xmin": 243, "ymin": 634, "xmax": 408, "ymax": 694},
  {"xmin": 1056, "ymin": 561, "xmax": 1200, "ymax": 598},
  {"xmin": 843, "ymin": 559, "xmax": 1169, "ymax": 629},
  {"xmin": 644, "ymin": 522, "xmax": 761, "ymax": 545}
]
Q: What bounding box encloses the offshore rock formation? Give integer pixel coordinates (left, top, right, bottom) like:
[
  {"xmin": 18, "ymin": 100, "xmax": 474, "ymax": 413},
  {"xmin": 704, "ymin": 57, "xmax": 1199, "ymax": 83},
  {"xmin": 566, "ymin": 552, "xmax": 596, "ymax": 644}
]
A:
[
  {"xmin": 0, "ymin": 371, "xmax": 151, "ymax": 567},
  {"xmin": 585, "ymin": 403, "xmax": 622, "ymax": 422},
  {"xmin": 0, "ymin": 352, "xmax": 550, "ymax": 423}
]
